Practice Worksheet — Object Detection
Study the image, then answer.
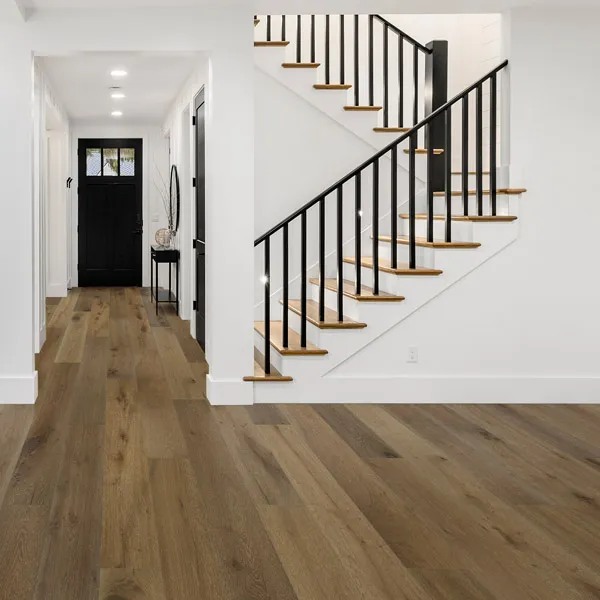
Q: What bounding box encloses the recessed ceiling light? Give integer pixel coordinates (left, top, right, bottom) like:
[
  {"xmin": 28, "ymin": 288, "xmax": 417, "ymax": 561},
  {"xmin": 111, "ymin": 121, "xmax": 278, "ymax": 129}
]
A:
[
  {"xmin": 111, "ymin": 111, "xmax": 123, "ymax": 117},
  {"xmin": 111, "ymin": 69, "xmax": 128, "ymax": 78},
  {"xmin": 111, "ymin": 91, "xmax": 126, "ymax": 99}
]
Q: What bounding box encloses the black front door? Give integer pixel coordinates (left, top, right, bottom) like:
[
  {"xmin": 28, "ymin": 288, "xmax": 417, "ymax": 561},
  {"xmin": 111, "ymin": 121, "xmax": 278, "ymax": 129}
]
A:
[
  {"xmin": 194, "ymin": 90, "xmax": 206, "ymax": 350},
  {"xmin": 78, "ymin": 138, "xmax": 143, "ymax": 287}
]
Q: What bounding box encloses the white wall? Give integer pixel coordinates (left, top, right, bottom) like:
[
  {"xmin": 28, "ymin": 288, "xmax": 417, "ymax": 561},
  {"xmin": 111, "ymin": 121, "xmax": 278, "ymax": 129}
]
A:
[
  {"xmin": 69, "ymin": 123, "xmax": 170, "ymax": 289},
  {"xmin": 0, "ymin": 14, "xmax": 36, "ymax": 402},
  {"xmin": 332, "ymin": 7, "xmax": 600, "ymax": 402}
]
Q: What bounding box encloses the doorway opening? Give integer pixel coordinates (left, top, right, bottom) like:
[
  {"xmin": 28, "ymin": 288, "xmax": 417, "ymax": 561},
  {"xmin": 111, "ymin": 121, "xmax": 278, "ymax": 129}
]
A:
[{"xmin": 77, "ymin": 138, "xmax": 143, "ymax": 287}]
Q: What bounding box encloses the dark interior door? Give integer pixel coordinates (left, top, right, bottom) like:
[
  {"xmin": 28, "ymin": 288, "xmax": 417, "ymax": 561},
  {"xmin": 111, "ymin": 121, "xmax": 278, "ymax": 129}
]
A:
[
  {"xmin": 194, "ymin": 90, "xmax": 206, "ymax": 350},
  {"xmin": 78, "ymin": 138, "xmax": 143, "ymax": 287}
]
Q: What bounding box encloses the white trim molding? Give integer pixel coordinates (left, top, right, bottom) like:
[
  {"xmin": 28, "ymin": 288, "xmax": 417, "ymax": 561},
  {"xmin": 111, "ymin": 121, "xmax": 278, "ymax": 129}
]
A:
[{"xmin": 0, "ymin": 373, "xmax": 38, "ymax": 405}]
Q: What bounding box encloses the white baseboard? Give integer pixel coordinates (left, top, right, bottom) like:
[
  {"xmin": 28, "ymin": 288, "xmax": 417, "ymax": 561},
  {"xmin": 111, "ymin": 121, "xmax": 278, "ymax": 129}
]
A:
[
  {"xmin": 47, "ymin": 283, "xmax": 68, "ymax": 298},
  {"xmin": 206, "ymin": 375, "xmax": 254, "ymax": 405},
  {"xmin": 253, "ymin": 375, "xmax": 600, "ymax": 404},
  {"xmin": 0, "ymin": 372, "xmax": 38, "ymax": 404}
]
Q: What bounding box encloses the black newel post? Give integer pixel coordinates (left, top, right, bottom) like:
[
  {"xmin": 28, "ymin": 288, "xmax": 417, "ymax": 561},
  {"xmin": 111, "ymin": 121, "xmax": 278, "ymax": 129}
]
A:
[{"xmin": 425, "ymin": 40, "xmax": 448, "ymax": 192}]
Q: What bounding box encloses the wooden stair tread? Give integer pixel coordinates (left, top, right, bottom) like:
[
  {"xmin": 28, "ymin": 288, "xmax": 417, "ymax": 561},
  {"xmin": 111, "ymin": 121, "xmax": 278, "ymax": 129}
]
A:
[
  {"xmin": 433, "ymin": 189, "xmax": 527, "ymax": 196},
  {"xmin": 254, "ymin": 321, "xmax": 328, "ymax": 356},
  {"xmin": 344, "ymin": 105, "xmax": 382, "ymax": 111},
  {"xmin": 314, "ymin": 84, "xmax": 352, "ymax": 90},
  {"xmin": 374, "ymin": 127, "xmax": 412, "ymax": 133},
  {"xmin": 255, "ymin": 41, "xmax": 290, "ymax": 47},
  {"xmin": 282, "ymin": 62, "xmax": 320, "ymax": 68},
  {"xmin": 244, "ymin": 362, "xmax": 293, "ymax": 382},
  {"xmin": 254, "ymin": 18, "xmax": 260, "ymax": 26},
  {"xmin": 403, "ymin": 148, "xmax": 444, "ymax": 155},
  {"xmin": 399, "ymin": 214, "xmax": 518, "ymax": 222},
  {"xmin": 378, "ymin": 235, "xmax": 481, "ymax": 249},
  {"xmin": 283, "ymin": 299, "xmax": 367, "ymax": 329},
  {"xmin": 309, "ymin": 278, "xmax": 405, "ymax": 302},
  {"xmin": 343, "ymin": 256, "xmax": 442, "ymax": 276}
]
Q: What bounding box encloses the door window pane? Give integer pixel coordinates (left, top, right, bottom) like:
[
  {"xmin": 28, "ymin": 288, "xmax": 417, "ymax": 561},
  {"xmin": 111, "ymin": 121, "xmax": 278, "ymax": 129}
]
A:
[
  {"xmin": 86, "ymin": 148, "xmax": 102, "ymax": 176},
  {"xmin": 119, "ymin": 148, "xmax": 135, "ymax": 176},
  {"xmin": 103, "ymin": 148, "xmax": 118, "ymax": 176}
]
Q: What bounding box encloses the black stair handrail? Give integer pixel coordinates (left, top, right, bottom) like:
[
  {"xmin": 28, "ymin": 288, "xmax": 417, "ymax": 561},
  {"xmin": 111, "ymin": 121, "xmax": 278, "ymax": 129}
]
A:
[
  {"xmin": 256, "ymin": 59, "xmax": 508, "ymax": 247},
  {"xmin": 371, "ymin": 14, "xmax": 432, "ymax": 55},
  {"xmin": 255, "ymin": 59, "xmax": 509, "ymax": 373},
  {"xmin": 256, "ymin": 13, "xmax": 433, "ymax": 128}
]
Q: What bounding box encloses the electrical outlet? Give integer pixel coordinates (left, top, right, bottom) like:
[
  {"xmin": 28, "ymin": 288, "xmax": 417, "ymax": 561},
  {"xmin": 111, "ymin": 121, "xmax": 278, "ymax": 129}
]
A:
[
  {"xmin": 407, "ymin": 347, "xmax": 419, "ymax": 363},
  {"xmin": 151, "ymin": 213, "xmax": 160, "ymax": 223}
]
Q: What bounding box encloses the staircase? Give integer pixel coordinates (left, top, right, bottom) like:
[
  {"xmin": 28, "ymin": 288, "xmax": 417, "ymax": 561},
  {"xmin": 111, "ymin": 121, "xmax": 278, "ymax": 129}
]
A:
[{"xmin": 247, "ymin": 14, "xmax": 526, "ymax": 401}]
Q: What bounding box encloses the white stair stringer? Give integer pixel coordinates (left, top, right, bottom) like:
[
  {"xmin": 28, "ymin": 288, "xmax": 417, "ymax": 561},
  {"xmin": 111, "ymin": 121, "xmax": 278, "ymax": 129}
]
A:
[
  {"xmin": 254, "ymin": 45, "xmax": 426, "ymax": 181},
  {"xmin": 251, "ymin": 201, "xmax": 522, "ymax": 403}
]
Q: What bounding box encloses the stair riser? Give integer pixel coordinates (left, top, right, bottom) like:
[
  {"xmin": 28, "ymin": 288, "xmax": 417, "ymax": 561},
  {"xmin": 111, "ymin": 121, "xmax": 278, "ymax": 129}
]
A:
[
  {"xmin": 342, "ymin": 262, "xmax": 429, "ymax": 297},
  {"xmin": 399, "ymin": 219, "xmax": 474, "ymax": 241},
  {"xmin": 451, "ymin": 174, "xmax": 491, "ymax": 187},
  {"xmin": 309, "ymin": 283, "xmax": 397, "ymax": 323},
  {"xmin": 378, "ymin": 242, "xmax": 436, "ymax": 269},
  {"xmin": 253, "ymin": 330, "xmax": 325, "ymax": 378},
  {"xmin": 309, "ymin": 283, "xmax": 361, "ymax": 321},
  {"xmin": 431, "ymin": 195, "xmax": 516, "ymax": 216}
]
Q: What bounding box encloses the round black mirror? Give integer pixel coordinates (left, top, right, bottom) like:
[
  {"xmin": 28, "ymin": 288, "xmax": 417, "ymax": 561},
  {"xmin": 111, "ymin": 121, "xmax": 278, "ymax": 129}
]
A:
[{"xmin": 169, "ymin": 164, "xmax": 181, "ymax": 233}]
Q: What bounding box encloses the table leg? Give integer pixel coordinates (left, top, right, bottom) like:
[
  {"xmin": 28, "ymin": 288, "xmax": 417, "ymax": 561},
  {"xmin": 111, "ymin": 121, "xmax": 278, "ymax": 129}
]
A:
[
  {"xmin": 176, "ymin": 260, "xmax": 179, "ymax": 316},
  {"xmin": 150, "ymin": 256, "xmax": 154, "ymax": 302},
  {"xmin": 169, "ymin": 262, "xmax": 172, "ymax": 306},
  {"xmin": 155, "ymin": 260, "xmax": 159, "ymax": 316}
]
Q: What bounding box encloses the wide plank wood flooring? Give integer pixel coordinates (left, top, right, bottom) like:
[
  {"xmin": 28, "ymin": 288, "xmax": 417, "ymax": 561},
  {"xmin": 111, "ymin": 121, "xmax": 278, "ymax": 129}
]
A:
[{"xmin": 1, "ymin": 287, "xmax": 599, "ymax": 599}]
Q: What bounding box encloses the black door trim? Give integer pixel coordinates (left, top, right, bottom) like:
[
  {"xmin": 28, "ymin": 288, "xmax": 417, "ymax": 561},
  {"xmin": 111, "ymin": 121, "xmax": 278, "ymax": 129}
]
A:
[{"xmin": 194, "ymin": 88, "xmax": 206, "ymax": 350}]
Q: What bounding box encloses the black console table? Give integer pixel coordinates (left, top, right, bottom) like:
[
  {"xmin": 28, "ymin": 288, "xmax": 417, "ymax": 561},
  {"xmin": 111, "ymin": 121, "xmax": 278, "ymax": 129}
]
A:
[{"xmin": 151, "ymin": 245, "xmax": 180, "ymax": 316}]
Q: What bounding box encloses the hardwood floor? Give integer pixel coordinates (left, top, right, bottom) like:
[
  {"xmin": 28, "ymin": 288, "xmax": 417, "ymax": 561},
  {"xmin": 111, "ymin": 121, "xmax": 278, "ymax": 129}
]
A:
[{"xmin": 1, "ymin": 287, "xmax": 599, "ymax": 599}]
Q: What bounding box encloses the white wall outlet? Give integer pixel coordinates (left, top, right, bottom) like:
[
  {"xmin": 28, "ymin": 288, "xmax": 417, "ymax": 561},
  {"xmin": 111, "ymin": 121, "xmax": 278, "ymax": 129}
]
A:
[
  {"xmin": 407, "ymin": 347, "xmax": 419, "ymax": 363},
  {"xmin": 151, "ymin": 213, "xmax": 160, "ymax": 223}
]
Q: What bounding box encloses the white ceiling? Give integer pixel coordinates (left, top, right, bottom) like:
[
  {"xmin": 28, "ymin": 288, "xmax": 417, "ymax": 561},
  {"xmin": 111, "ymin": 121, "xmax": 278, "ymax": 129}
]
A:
[
  {"xmin": 38, "ymin": 52, "xmax": 202, "ymax": 124},
  {"xmin": 16, "ymin": 0, "xmax": 600, "ymax": 11}
]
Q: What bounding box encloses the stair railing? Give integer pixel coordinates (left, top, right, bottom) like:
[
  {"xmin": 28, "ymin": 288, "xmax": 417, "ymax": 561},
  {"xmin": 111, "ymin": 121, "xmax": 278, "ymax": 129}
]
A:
[
  {"xmin": 255, "ymin": 14, "xmax": 435, "ymax": 131},
  {"xmin": 255, "ymin": 60, "xmax": 508, "ymax": 372}
]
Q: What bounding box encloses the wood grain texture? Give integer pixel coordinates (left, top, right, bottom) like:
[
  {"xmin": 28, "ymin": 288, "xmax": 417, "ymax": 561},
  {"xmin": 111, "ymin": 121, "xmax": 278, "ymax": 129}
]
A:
[
  {"xmin": 378, "ymin": 235, "xmax": 482, "ymax": 249},
  {"xmin": 0, "ymin": 288, "xmax": 599, "ymax": 599}
]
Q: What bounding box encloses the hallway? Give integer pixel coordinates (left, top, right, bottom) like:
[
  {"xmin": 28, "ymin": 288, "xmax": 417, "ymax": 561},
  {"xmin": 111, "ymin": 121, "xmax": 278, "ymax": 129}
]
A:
[{"xmin": 0, "ymin": 288, "xmax": 600, "ymax": 599}]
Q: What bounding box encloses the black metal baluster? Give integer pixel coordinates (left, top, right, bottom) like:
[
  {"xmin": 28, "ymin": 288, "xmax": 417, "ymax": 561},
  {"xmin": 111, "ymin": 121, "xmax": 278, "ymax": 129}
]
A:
[
  {"xmin": 490, "ymin": 73, "xmax": 498, "ymax": 216},
  {"xmin": 311, "ymin": 15, "xmax": 316, "ymax": 63},
  {"xmin": 368, "ymin": 15, "xmax": 374, "ymax": 106},
  {"xmin": 296, "ymin": 15, "xmax": 302, "ymax": 63},
  {"xmin": 476, "ymin": 83, "xmax": 483, "ymax": 216},
  {"xmin": 282, "ymin": 224, "xmax": 289, "ymax": 348},
  {"xmin": 340, "ymin": 15, "xmax": 345, "ymax": 85},
  {"xmin": 264, "ymin": 238, "xmax": 271, "ymax": 374},
  {"xmin": 409, "ymin": 133, "xmax": 417, "ymax": 269},
  {"xmin": 372, "ymin": 159, "xmax": 380, "ymax": 294},
  {"xmin": 281, "ymin": 15, "xmax": 286, "ymax": 40},
  {"xmin": 267, "ymin": 15, "xmax": 271, "ymax": 41},
  {"xmin": 355, "ymin": 172, "xmax": 362, "ymax": 295},
  {"xmin": 413, "ymin": 45, "xmax": 419, "ymax": 126},
  {"xmin": 301, "ymin": 211, "xmax": 307, "ymax": 347},
  {"xmin": 391, "ymin": 145, "xmax": 398, "ymax": 269},
  {"xmin": 445, "ymin": 109, "xmax": 453, "ymax": 242},
  {"xmin": 427, "ymin": 125, "xmax": 434, "ymax": 243},
  {"xmin": 325, "ymin": 15, "xmax": 330, "ymax": 84},
  {"xmin": 319, "ymin": 197, "xmax": 325, "ymax": 322},
  {"xmin": 398, "ymin": 36, "xmax": 404, "ymax": 127},
  {"xmin": 462, "ymin": 95, "xmax": 469, "ymax": 216},
  {"xmin": 337, "ymin": 186, "xmax": 344, "ymax": 321},
  {"xmin": 383, "ymin": 25, "xmax": 389, "ymax": 128},
  {"xmin": 354, "ymin": 15, "xmax": 360, "ymax": 106}
]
